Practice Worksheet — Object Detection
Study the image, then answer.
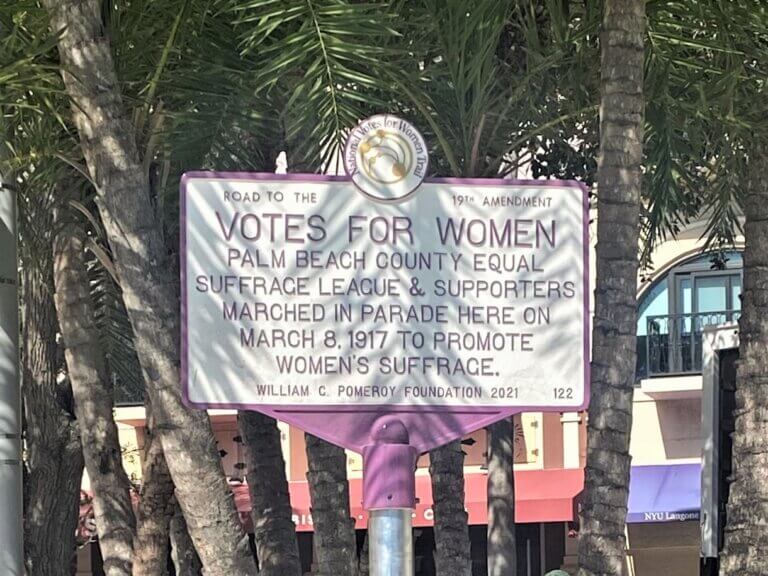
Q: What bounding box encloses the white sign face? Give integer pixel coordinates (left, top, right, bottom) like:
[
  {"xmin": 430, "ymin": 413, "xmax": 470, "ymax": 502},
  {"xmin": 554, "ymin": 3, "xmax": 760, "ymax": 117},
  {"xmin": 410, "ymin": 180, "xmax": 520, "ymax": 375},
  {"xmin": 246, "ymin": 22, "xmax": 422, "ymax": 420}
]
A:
[{"xmin": 182, "ymin": 174, "xmax": 588, "ymax": 409}]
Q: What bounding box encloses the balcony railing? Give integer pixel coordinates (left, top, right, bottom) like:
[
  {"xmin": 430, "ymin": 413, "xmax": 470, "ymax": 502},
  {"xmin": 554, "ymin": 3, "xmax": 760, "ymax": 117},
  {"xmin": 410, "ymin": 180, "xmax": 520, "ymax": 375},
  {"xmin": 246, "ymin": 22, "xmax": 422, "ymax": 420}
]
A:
[{"xmin": 637, "ymin": 311, "xmax": 741, "ymax": 378}]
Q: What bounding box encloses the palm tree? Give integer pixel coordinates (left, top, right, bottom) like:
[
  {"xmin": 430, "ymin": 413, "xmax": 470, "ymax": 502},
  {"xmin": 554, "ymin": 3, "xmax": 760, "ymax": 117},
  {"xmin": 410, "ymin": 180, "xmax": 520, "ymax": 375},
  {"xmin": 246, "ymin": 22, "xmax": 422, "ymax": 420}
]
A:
[
  {"xmin": 228, "ymin": 3, "xmax": 599, "ymax": 572},
  {"xmin": 170, "ymin": 502, "xmax": 203, "ymax": 575},
  {"xmin": 720, "ymin": 145, "xmax": 768, "ymax": 575},
  {"xmin": 2, "ymin": 2, "xmax": 177, "ymax": 570},
  {"xmin": 487, "ymin": 418, "xmax": 516, "ymax": 576},
  {"xmin": 39, "ymin": 0, "xmax": 258, "ymax": 572},
  {"xmin": 567, "ymin": 2, "xmax": 768, "ymax": 572},
  {"xmin": 52, "ymin": 210, "xmax": 136, "ymax": 576},
  {"xmin": 19, "ymin": 201, "xmax": 84, "ymax": 575},
  {"xmin": 0, "ymin": 10, "xmax": 87, "ymax": 573},
  {"xmin": 390, "ymin": 4, "xmax": 598, "ymax": 572},
  {"xmin": 3, "ymin": 61, "xmax": 173, "ymax": 571},
  {"xmin": 239, "ymin": 411, "xmax": 302, "ymax": 576},
  {"xmin": 305, "ymin": 433, "xmax": 358, "ymax": 576},
  {"xmin": 4, "ymin": 0, "xmax": 302, "ymax": 571},
  {"xmin": 429, "ymin": 441, "xmax": 472, "ymax": 576},
  {"xmin": 576, "ymin": 1, "xmax": 645, "ymax": 574},
  {"xmin": 133, "ymin": 400, "xmax": 176, "ymax": 575},
  {"xmin": 225, "ymin": 4, "xmax": 399, "ymax": 572},
  {"xmin": 679, "ymin": 4, "xmax": 768, "ymax": 574}
]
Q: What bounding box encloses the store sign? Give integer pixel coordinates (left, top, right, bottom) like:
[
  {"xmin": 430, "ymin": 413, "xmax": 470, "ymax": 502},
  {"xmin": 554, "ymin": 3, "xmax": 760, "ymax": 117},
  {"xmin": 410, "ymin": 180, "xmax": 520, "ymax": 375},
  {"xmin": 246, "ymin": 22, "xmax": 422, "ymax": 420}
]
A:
[{"xmin": 635, "ymin": 511, "xmax": 700, "ymax": 523}]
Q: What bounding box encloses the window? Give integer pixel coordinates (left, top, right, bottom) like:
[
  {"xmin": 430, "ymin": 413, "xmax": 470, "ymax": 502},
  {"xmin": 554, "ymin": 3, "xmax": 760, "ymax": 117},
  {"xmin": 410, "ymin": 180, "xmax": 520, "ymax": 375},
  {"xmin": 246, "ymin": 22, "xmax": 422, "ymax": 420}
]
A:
[{"xmin": 637, "ymin": 251, "xmax": 742, "ymax": 378}]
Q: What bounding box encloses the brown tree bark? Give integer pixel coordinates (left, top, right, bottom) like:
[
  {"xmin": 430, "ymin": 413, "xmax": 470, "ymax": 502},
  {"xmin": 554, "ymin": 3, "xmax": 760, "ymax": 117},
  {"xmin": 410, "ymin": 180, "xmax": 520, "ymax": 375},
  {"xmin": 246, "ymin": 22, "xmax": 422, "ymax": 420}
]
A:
[
  {"xmin": 133, "ymin": 402, "xmax": 175, "ymax": 576},
  {"xmin": 577, "ymin": 1, "xmax": 645, "ymax": 575},
  {"xmin": 487, "ymin": 419, "xmax": 516, "ymax": 576},
  {"xmin": 240, "ymin": 411, "xmax": 302, "ymax": 576},
  {"xmin": 53, "ymin": 222, "xmax": 136, "ymax": 576},
  {"xmin": 21, "ymin": 265, "xmax": 84, "ymax": 575},
  {"xmin": 40, "ymin": 2, "xmax": 257, "ymax": 573},
  {"xmin": 305, "ymin": 433, "xmax": 358, "ymax": 576},
  {"xmin": 720, "ymin": 146, "xmax": 768, "ymax": 576},
  {"xmin": 170, "ymin": 500, "xmax": 203, "ymax": 576},
  {"xmin": 429, "ymin": 440, "xmax": 471, "ymax": 576},
  {"xmin": 358, "ymin": 531, "xmax": 369, "ymax": 576}
]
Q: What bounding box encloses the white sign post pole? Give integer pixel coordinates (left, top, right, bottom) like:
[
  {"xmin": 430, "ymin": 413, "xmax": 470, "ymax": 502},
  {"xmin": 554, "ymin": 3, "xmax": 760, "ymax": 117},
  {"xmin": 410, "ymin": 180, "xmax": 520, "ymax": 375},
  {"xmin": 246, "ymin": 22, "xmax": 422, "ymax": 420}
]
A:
[{"xmin": 0, "ymin": 181, "xmax": 23, "ymax": 575}]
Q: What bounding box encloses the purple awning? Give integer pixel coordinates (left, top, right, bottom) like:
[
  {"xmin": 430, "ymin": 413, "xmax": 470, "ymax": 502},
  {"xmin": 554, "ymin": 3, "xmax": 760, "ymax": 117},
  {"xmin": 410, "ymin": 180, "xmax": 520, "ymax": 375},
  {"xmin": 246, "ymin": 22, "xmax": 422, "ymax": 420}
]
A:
[{"xmin": 627, "ymin": 463, "xmax": 700, "ymax": 523}]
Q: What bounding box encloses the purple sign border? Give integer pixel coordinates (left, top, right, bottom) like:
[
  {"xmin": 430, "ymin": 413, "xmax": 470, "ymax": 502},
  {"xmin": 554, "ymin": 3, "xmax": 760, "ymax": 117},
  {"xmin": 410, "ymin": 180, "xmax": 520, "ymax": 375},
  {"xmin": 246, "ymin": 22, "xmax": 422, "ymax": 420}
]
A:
[{"xmin": 179, "ymin": 171, "xmax": 591, "ymax": 452}]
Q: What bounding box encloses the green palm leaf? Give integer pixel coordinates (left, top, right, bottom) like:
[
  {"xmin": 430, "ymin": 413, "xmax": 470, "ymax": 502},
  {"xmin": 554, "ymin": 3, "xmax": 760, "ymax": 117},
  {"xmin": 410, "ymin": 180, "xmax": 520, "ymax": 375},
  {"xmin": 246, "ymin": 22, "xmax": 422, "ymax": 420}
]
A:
[{"xmin": 230, "ymin": 0, "xmax": 398, "ymax": 171}]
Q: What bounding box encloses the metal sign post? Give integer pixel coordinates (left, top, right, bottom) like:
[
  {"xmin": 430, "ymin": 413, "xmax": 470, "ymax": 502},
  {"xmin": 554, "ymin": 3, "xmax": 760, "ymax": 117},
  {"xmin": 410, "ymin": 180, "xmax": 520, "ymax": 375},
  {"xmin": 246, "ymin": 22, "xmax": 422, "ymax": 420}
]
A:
[
  {"xmin": 180, "ymin": 115, "xmax": 590, "ymax": 574},
  {"xmin": 0, "ymin": 182, "xmax": 23, "ymax": 575},
  {"xmin": 364, "ymin": 417, "xmax": 417, "ymax": 576},
  {"xmin": 369, "ymin": 509, "xmax": 414, "ymax": 576}
]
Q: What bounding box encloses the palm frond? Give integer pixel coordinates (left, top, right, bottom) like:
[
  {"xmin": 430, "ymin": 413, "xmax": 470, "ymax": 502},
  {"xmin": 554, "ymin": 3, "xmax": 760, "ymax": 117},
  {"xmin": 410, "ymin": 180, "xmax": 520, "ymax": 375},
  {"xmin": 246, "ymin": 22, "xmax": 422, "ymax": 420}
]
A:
[
  {"xmin": 84, "ymin": 236, "xmax": 145, "ymax": 405},
  {"xmin": 389, "ymin": 0, "xmax": 600, "ymax": 178},
  {"xmin": 640, "ymin": 0, "xmax": 768, "ymax": 261},
  {"xmin": 0, "ymin": 3, "xmax": 64, "ymax": 110},
  {"xmin": 230, "ymin": 0, "xmax": 398, "ymax": 171}
]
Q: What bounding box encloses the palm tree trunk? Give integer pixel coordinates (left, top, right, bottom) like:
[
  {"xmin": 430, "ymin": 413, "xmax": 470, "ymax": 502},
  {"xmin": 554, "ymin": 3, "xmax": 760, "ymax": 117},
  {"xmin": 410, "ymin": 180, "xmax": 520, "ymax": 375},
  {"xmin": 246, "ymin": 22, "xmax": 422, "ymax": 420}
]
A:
[
  {"xmin": 171, "ymin": 504, "xmax": 203, "ymax": 576},
  {"xmin": 240, "ymin": 411, "xmax": 302, "ymax": 576},
  {"xmin": 358, "ymin": 531, "xmax": 369, "ymax": 576},
  {"xmin": 720, "ymin": 146, "xmax": 768, "ymax": 576},
  {"xmin": 52, "ymin": 222, "xmax": 136, "ymax": 576},
  {"xmin": 305, "ymin": 433, "xmax": 358, "ymax": 576},
  {"xmin": 430, "ymin": 440, "xmax": 471, "ymax": 576},
  {"xmin": 40, "ymin": 2, "xmax": 257, "ymax": 573},
  {"xmin": 577, "ymin": 1, "xmax": 645, "ymax": 575},
  {"xmin": 21, "ymin": 266, "xmax": 84, "ymax": 575},
  {"xmin": 133, "ymin": 402, "xmax": 175, "ymax": 576},
  {"xmin": 487, "ymin": 418, "xmax": 516, "ymax": 576},
  {"xmin": 170, "ymin": 500, "xmax": 203, "ymax": 576}
]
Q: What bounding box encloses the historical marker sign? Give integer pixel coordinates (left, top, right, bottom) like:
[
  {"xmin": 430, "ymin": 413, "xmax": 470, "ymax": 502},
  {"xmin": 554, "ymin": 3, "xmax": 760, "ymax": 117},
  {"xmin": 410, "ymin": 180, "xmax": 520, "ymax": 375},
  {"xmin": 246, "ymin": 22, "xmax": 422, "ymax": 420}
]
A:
[
  {"xmin": 181, "ymin": 116, "xmax": 591, "ymax": 549},
  {"xmin": 181, "ymin": 174, "xmax": 589, "ymax": 414}
]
